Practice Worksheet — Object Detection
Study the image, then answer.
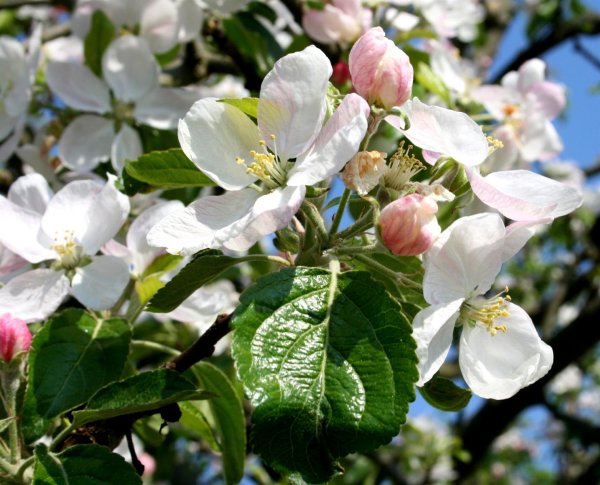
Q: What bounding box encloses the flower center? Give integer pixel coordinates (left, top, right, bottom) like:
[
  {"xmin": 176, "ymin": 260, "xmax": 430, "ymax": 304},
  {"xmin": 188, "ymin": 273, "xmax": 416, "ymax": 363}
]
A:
[
  {"xmin": 235, "ymin": 136, "xmax": 287, "ymax": 189},
  {"xmin": 51, "ymin": 230, "xmax": 84, "ymax": 269},
  {"xmin": 502, "ymin": 103, "xmax": 519, "ymax": 117},
  {"xmin": 381, "ymin": 141, "xmax": 424, "ymax": 190},
  {"xmin": 461, "ymin": 288, "xmax": 511, "ymax": 336}
]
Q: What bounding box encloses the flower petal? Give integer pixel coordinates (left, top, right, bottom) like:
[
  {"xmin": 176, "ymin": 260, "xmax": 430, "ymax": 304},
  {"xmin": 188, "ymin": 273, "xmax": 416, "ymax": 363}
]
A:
[
  {"xmin": 287, "ymin": 93, "xmax": 369, "ymax": 186},
  {"xmin": 459, "ymin": 302, "xmax": 553, "ymax": 399},
  {"xmin": 71, "ymin": 255, "xmax": 130, "ymax": 310},
  {"xmin": 46, "ymin": 61, "xmax": 111, "ymax": 113},
  {"xmin": 178, "ymin": 99, "xmax": 260, "ymax": 190},
  {"xmin": 388, "ymin": 98, "xmax": 489, "ymax": 167},
  {"xmin": 102, "ymin": 36, "xmax": 159, "ymax": 102},
  {"xmin": 134, "ymin": 87, "xmax": 198, "ymax": 130},
  {"xmin": 59, "ymin": 115, "xmax": 115, "ymax": 172},
  {"xmin": 8, "ymin": 173, "xmax": 53, "ymax": 214},
  {"xmin": 140, "ymin": 0, "xmax": 178, "ymax": 53},
  {"xmin": 413, "ymin": 299, "xmax": 463, "ymax": 386},
  {"xmin": 258, "ymin": 45, "xmax": 332, "ymax": 160},
  {"xmin": 0, "ymin": 269, "xmax": 69, "ymax": 322},
  {"xmin": 111, "ymin": 124, "xmax": 143, "ymax": 173},
  {"xmin": 467, "ymin": 168, "xmax": 583, "ymax": 221}
]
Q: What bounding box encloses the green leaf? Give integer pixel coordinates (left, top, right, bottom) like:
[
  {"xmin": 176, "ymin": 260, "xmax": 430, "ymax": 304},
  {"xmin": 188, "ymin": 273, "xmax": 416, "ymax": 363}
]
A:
[
  {"xmin": 179, "ymin": 401, "xmax": 221, "ymax": 451},
  {"xmin": 84, "ymin": 10, "xmax": 115, "ymax": 76},
  {"xmin": 193, "ymin": 362, "xmax": 246, "ymax": 485},
  {"xmin": 124, "ymin": 148, "xmax": 216, "ymax": 191},
  {"xmin": 22, "ymin": 310, "xmax": 131, "ymax": 442},
  {"xmin": 33, "ymin": 444, "xmax": 141, "ymax": 485},
  {"xmin": 219, "ymin": 97, "xmax": 258, "ymax": 118},
  {"xmin": 142, "ymin": 253, "xmax": 183, "ymax": 279},
  {"xmin": 232, "ymin": 267, "xmax": 418, "ymax": 483},
  {"xmin": 415, "ymin": 62, "xmax": 451, "ymax": 106},
  {"xmin": 147, "ymin": 250, "xmax": 239, "ymax": 313},
  {"xmin": 419, "ymin": 376, "xmax": 472, "ymax": 412},
  {"xmin": 155, "ymin": 43, "xmax": 181, "ymax": 66},
  {"xmin": 72, "ymin": 369, "xmax": 212, "ymax": 427}
]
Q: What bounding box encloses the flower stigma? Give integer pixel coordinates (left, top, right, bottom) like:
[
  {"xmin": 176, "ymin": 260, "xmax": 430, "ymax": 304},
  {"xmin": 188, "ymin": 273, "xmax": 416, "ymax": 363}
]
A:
[
  {"xmin": 235, "ymin": 135, "xmax": 288, "ymax": 189},
  {"xmin": 460, "ymin": 287, "xmax": 511, "ymax": 336},
  {"xmin": 51, "ymin": 230, "xmax": 84, "ymax": 269},
  {"xmin": 382, "ymin": 141, "xmax": 424, "ymax": 190}
]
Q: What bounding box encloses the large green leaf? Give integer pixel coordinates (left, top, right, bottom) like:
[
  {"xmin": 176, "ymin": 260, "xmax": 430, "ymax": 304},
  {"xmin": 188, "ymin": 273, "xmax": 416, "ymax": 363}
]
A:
[
  {"xmin": 232, "ymin": 267, "xmax": 418, "ymax": 483},
  {"xmin": 33, "ymin": 444, "xmax": 141, "ymax": 485},
  {"xmin": 124, "ymin": 149, "xmax": 216, "ymax": 191},
  {"xmin": 193, "ymin": 362, "xmax": 246, "ymax": 485},
  {"xmin": 84, "ymin": 10, "xmax": 115, "ymax": 76},
  {"xmin": 72, "ymin": 369, "xmax": 211, "ymax": 427},
  {"xmin": 22, "ymin": 310, "xmax": 131, "ymax": 442},
  {"xmin": 420, "ymin": 376, "xmax": 472, "ymax": 412},
  {"xmin": 147, "ymin": 250, "xmax": 239, "ymax": 313}
]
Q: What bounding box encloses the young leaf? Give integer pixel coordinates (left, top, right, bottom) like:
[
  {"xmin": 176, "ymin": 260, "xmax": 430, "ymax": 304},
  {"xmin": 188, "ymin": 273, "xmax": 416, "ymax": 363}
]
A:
[
  {"xmin": 232, "ymin": 267, "xmax": 418, "ymax": 483},
  {"xmin": 124, "ymin": 148, "xmax": 216, "ymax": 191},
  {"xmin": 147, "ymin": 250, "xmax": 239, "ymax": 313},
  {"xmin": 179, "ymin": 401, "xmax": 221, "ymax": 451},
  {"xmin": 419, "ymin": 375, "xmax": 472, "ymax": 412},
  {"xmin": 84, "ymin": 10, "xmax": 115, "ymax": 76},
  {"xmin": 22, "ymin": 309, "xmax": 131, "ymax": 442},
  {"xmin": 33, "ymin": 444, "xmax": 141, "ymax": 485},
  {"xmin": 72, "ymin": 369, "xmax": 212, "ymax": 427},
  {"xmin": 219, "ymin": 97, "xmax": 258, "ymax": 118},
  {"xmin": 193, "ymin": 362, "xmax": 246, "ymax": 485}
]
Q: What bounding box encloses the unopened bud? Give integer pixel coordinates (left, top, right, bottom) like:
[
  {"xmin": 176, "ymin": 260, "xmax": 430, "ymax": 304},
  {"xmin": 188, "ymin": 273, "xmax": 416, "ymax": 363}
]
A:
[
  {"xmin": 349, "ymin": 27, "xmax": 413, "ymax": 109},
  {"xmin": 379, "ymin": 194, "xmax": 440, "ymax": 256},
  {"xmin": 341, "ymin": 150, "xmax": 386, "ymax": 195},
  {"xmin": 0, "ymin": 313, "xmax": 32, "ymax": 363},
  {"xmin": 332, "ymin": 61, "xmax": 351, "ymax": 87}
]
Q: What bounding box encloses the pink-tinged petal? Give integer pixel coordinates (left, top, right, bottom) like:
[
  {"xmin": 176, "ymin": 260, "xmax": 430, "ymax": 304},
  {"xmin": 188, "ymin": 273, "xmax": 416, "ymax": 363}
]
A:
[
  {"xmin": 0, "ymin": 312, "xmax": 32, "ymax": 361},
  {"xmin": 140, "ymin": 0, "xmax": 178, "ymax": 53},
  {"xmin": 147, "ymin": 188, "xmax": 262, "ymax": 255},
  {"xmin": 71, "ymin": 255, "xmax": 130, "ymax": 310},
  {"xmin": 0, "ymin": 242, "xmax": 28, "ymax": 277},
  {"xmin": 111, "ymin": 124, "xmax": 143, "ymax": 173},
  {"xmin": 46, "ymin": 61, "xmax": 111, "ymax": 113},
  {"xmin": 0, "ymin": 196, "xmax": 54, "ymax": 263},
  {"xmin": 59, "ymin": 115, "xmax": 115, "ymax": 172},
  {"xmin": 176, "ymin": 0, "xmax": 204, "ymax": 43},
  {"xmin": 516, "ymin": 58, "xmax": 546, "ymax": 94},
  {"xmin": 519, "ymin": 116, "xmax": 563, "ymax": 162},
  {"xmin": 287, "ymin": 93, "xmax": 369, "ymax": 186},
  {"xmin": 258, "ymin": 45, "xmax": 332, "ymax": 160},
  {"xmin": 8, "ymin": 173, "xmax": 53, "ymax": 214},
  {"xmin": 413, "ymin": 300, "xmax": 463, "ymax": 386},
  {"xmin": 126, "ymin": 200, "xmax": 184, "ymax": 274},
  {"xmin": 424, "ymin": 213, "xmax": 505, "ymax": 304},
  {"xmin": 178, "ymin": 99, "xmax": 260, "ymax": 190},
  {"xmin": 134, "ymin": 87, "xmax": 198, "ymax": 130},
  {"xmin": 102, "ymin": 36, "xmax": 159, "ymax": 102},
  {"xmin": 388, "ymin": 98, "xmax": 489, "ymax": 167},
  {"xmin": 0, "ymin": 269, "xmax": 69, "ymax": 322},
  {"xmin": 303, "ymin": 6, "xmax": 361, "ymax": 44},
  {"xmin": 471, "ymin": 85, "xmax": 516, "ymax": 121},
  {"xmin": 102, "ymin": 239, "xmax": 130, "ymax": 259},
  {"xmin": 467, "ymin": 168, "xmax": 583, "ymax": 221},
  {"xmin": 529, "ymin": 81, "xmax": 565, "ymax": 120},
  {"xmin": 459, "ymin": 302, "xmax": 553, "ymax": 399},
  {"xmin": 224, "ymin": 185, "xmax": 306, "ymax": 251}
]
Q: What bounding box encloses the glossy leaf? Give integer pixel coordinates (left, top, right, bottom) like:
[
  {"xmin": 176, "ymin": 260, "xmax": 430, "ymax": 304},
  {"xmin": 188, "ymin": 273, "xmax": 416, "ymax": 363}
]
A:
[
  {"xmin": 232, "ymin": 267, "xmax": 418, "ymax": 483},
  {"xmin": 33, "ymin": 444, "xmax": 141, "ymax": 485},
  {"xmin": 84, "ymin": 10, "xmax": 115, "ymax": 76},
  {"xmin": 419, "ymin": 375, "xmax": 472, "ymax": 412},
  {"xmin": 72, "ymin": 369, "xmax": 211, "ymax": 427},
  {"xmin": 219, "ymin": 97, "xmax": 258, "ymax": 119},
  {"xmin": 179, "ymin": 401, "xmax": 221, "ymax": 451}
]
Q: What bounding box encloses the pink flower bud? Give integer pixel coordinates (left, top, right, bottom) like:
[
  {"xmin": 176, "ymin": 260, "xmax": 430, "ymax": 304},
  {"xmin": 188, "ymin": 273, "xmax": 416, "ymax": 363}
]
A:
[
  {"xmin": 0, "ymin": 313, "xmax": 32, "ymax": 363},
  {"xmin": 349, "ymin": 27, "xmax": 413, "ymax": 109},
  {"xmin": 331, "ymin": 61, "xmax": 351, "ymax": 87},
  {"xmin": 379, "ymin": 194, "xmax": 440, "ymax": 256}
]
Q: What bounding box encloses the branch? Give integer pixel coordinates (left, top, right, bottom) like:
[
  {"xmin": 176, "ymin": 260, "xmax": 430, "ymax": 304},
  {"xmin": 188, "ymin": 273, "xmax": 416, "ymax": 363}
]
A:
[
  {"xmin": 573, "ymin": 36, "xmax": 600, "ymax": 71},
  {"xmin": 491, "ymin": 11, "xmax": 600, "ymax": 82}
]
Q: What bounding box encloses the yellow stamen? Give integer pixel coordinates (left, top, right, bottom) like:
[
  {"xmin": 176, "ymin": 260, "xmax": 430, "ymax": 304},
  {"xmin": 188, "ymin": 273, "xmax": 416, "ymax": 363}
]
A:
[
  {"xmin": 461, "ymin": 288, "xmax": 512, "ymax": 336},
  {"xmin": 382, "ymin": 141, "xmax": 424, "ymax": 190}
]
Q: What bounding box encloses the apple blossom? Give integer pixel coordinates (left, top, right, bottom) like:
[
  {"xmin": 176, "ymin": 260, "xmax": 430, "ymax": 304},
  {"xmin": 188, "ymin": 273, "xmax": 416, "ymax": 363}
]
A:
[
  {"xmin": 302, "ymin": 0, "xmax": 371, "ymax": 45},
  {"xmin": 148, "ymin": 46, "xmax": 369, "ymax": 254},
  {"xmin": 0, "ymin": 313, "xmax": 31, "ymax": 363},
  {"xmin": 349, "ymin": 27, "xmax": 413, "ymax": 109},
  {"xmin": 380, "ymin": 194, "xmax": 441, "ymax": 256},
  {"xmin": 413, "ymin": 213, "xmax": 553, "ymax": 399},
  {"xmin": 418, "ymin": 0, "xmax": 484, "ymax": 42},
  {"xmin": 341, "ymin": 150, "xmax": 386, "ymax": 195},
  {"xmin": 0, "ymin": 173, "xmax": 130, "ymax": 313}
]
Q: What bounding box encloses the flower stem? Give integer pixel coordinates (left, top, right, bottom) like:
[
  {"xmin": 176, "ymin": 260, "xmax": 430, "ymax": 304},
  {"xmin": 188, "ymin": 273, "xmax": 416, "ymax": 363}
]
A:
[
  {"xmin": 328, "ymin": 188, "xmax": 351, "ymax": 240},
  {"xmin": 354, "ymin": 254, "xmax": 422, "ymax": 289},
  {"xmin": 131, "ymin": 340, "xmax": 179, "ymax": 356}
]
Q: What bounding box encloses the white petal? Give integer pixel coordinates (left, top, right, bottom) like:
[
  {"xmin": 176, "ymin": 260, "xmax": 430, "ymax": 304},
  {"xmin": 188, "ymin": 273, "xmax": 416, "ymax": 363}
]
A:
[
  {"xmin": 59, "ymin": 115, "xmax": 115, "ymax": 172},
  {"xmin": 459, "ymin": 302, "xmax": 553, "ymax": 399},
  {"xmin": 126, "ymin": 200, "xmax": 184, "ymax": 274},
  {"xmin": 258, "ymin": 45, "xmax": 332, "ymax": 160},
  {"xmin": 140, "ymin": 0, "xmax": 178, "ymax": 53},
  {"xmin": 413, "ymin": 300, "xmax": 463, "ymax": 386},
  {"xmin": 176, "ymin": 0, "xmax": 204, "ymax": 42},
  {"xmin": 288, "ymin": 93, "xmax": 369, "ymax": 186},
  {"xmin": 224, "ymin": 185, "xmax": 306, "ymax": 251},
  {"xmin": 71, "ymin": 255, "xmax": 130, "ymax": 310},
  {"xmin": 8, "ymin": 173, "xmax": 52, "ymax": 214},
  {"xmin": 178, "ymin": 99, "xmax": 260, "ymax": 190},
  {"xmin": 111, "ymin": 124, "xmax": 143, "ymax": 173},
  {"xmin": 0, "ymin": 196, "xmax": 54, "ymax": 263},
  {"xmin": 388, "ymin": 98, "xmax": 489, "ymax": 167},
  {"xmin": 503, "ymin": 220, "xmax": 546, "ymax": 262},
  {"xmin": 134, "ymin": 87, "xmax": 198, "ymax": 130},
  {"xmin": 0, "ymin": 269, "xmax": 69, "ymax": 322},
  {"xmin": 0, "ymin": 116, "xmax": 25, "ymax": 162},
  {"xmin": 102, "ymin": 36, "xmax": 159, "ymax": 102},
  {"xmin": 0, "ymin": 242, "xmax": 28, "ymax": 277},
  {"xmin": 46, "ymin": 62, "xmax": 111, "ymax": 113},
  {"xmin": 468, "ymin": 169, "xmax": 583, "ymax": 221},
  {"xmin": 147, "ymin": 188, "xmax": 261, "ymax": 255},
  {"xmin": 516, "ymin": 58, "xmax": 546, "ymax": 94},
  {"xmin": 424, "ymin": 213, "xmax": 505, "ymax": 304}
]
